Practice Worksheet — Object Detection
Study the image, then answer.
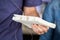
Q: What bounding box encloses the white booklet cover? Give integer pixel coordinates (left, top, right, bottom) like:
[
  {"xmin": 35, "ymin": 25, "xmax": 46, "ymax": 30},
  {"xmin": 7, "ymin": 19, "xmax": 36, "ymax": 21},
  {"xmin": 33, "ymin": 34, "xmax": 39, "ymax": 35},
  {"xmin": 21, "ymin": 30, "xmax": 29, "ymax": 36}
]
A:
[{"xmin": 12, "ymin": 14, "xmax": 56, "ymax": 29}]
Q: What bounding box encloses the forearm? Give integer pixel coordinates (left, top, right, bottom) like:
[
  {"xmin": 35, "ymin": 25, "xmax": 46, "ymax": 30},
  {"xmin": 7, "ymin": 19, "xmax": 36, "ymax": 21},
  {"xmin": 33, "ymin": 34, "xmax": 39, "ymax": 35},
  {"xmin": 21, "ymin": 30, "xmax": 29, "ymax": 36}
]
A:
[
  {"xmin": 23, "ymin": 7, "xmax": 40, "ymax": 17},
  {"xmin": 23, "ymin": 0, "xmax": 42, "ymax": 17}
]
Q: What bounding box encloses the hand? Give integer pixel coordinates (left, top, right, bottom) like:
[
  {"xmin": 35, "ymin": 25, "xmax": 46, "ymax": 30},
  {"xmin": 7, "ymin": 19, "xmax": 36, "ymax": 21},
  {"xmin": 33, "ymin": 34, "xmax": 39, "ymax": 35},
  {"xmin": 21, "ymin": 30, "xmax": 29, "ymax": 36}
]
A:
[
  {"xmin": 23, "ymin": 7, "xmax": 39, "ymax": 17},
  {"xmin": 32, "ymin": 24, "xmax": 49, "ymax": 35}
]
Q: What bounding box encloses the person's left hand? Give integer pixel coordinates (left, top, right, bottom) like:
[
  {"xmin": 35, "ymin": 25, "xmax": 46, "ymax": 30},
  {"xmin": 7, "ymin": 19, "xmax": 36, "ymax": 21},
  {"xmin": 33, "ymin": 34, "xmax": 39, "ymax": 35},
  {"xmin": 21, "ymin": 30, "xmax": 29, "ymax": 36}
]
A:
[{"xmin": 32, "ymin": 24, "xmax": 49, "ymax": 35}]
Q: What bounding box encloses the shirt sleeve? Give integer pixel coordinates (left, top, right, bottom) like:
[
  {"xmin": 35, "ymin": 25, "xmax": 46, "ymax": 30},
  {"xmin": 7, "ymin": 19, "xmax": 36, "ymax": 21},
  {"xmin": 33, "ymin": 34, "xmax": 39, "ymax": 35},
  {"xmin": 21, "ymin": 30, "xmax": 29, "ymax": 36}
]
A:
[
  {"xmin": 42, "ymin": 0, "xmax": 51, "ymax": 3},
  {"xmin": 40, "ymin": 3, "xmax": 55, "ymax": 40},
  {"xmin": 24, "ymin": 0, "xmax": 42, "ymax": 7}
]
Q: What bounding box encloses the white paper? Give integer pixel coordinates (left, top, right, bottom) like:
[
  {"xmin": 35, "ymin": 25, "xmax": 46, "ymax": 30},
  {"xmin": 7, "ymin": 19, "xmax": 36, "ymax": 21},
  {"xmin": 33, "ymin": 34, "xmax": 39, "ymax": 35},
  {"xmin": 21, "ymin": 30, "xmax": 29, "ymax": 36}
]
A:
[{"xmin": 12, "ymin": 14, "xmax": 56, "ymax": 29}]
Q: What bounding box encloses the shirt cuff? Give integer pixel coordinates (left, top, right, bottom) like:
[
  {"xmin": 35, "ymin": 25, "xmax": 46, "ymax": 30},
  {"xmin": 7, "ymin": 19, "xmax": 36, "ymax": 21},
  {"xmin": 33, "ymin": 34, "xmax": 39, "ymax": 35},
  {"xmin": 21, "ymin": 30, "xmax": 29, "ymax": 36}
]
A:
[
  {"xmin": 42, "ymin": 0, "xmax": 51, "ymax": 3},
  {"xmin": 36, "ymin": 5, "xmax": 42, "ymax": 17}
]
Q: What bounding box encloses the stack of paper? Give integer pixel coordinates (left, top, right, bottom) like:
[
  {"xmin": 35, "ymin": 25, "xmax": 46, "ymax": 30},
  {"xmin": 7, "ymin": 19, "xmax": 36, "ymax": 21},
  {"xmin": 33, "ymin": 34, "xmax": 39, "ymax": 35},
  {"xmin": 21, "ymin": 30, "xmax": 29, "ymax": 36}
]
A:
[{"xmin": 12, "ymin": 14, "xmax": 56, "ymax": 29}]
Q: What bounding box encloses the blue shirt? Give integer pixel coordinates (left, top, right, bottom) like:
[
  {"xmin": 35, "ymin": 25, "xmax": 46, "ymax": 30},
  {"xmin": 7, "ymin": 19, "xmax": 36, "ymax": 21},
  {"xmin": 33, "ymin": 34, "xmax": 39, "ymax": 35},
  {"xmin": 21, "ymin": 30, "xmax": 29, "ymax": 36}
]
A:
[
  {"xmin": 0, "ymin": 0, "xmax": 42, "ymax": 40},
  {"xmin": 39, "ymin": 0, "xmax": 60, "ymax": 40}
]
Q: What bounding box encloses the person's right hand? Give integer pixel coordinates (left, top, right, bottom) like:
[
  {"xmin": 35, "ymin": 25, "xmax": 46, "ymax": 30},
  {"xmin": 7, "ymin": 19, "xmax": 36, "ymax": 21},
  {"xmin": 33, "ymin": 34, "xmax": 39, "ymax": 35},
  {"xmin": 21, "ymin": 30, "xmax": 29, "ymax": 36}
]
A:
[{"xmin": 32, "ymin": 24, "xmax": 49, "ymax": 35}]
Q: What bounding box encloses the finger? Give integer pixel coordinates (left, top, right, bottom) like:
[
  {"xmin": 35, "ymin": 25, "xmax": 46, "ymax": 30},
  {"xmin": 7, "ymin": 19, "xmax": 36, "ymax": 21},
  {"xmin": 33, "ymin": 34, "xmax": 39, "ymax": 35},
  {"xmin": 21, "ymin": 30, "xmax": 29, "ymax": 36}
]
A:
[
  {"xmin": 32, "ymin": 24, "xmax": 45, "ymax": 35},
  {"xmin": 32, "ymin": 25, "xmax": 40, "ymax": 34},
  {"xmin": 33, "ymin": 24, "xmax": 48, "ymax": 34},
  {"xmin": 40, "ymin": 25, "xmax": 49, "ymax": 29},
  {"xmin": 38, "ymin": 25, "xmax": 49, "ymax": 33},
  {"xmin": 36, "ymin": 26, "xmax": 45, "ymax": 34}
]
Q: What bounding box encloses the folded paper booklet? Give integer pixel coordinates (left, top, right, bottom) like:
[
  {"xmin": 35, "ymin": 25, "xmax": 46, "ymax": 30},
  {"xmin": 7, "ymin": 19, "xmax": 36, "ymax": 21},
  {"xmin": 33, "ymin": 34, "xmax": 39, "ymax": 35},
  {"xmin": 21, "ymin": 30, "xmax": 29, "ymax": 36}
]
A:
[{"xmin": 12, "ymin": 14, "xmax": 56, "ymax": 29}]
